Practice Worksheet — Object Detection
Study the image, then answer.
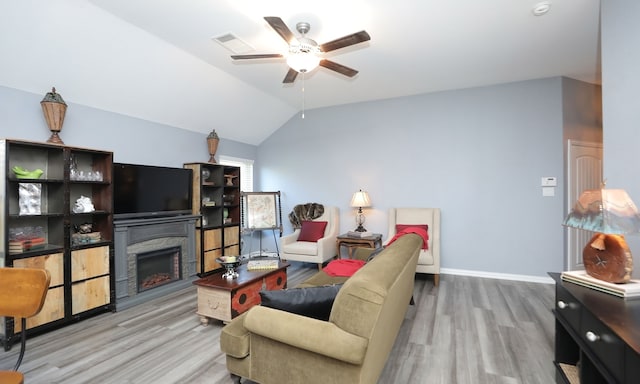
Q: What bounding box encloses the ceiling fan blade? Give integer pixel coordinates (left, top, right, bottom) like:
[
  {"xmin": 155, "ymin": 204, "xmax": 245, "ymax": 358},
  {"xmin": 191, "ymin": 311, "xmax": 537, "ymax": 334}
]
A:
[
  {"xmin": 319, "ymin": 31, "xmax": 370, "ymax": 53},
  {"xmin": 319, "ymin": 59, "xmax": 359, "ymax": 77},
  {"xmin": 231, "ymin": 53, "xmax": 283, "ymax": 60},
  {"xmin": 264, "ymin": 16, "xmax": 295, "ymax": 43},
  {"xmin": 283, "ymin": 68, "xmax": 299, "ymax": 83}
]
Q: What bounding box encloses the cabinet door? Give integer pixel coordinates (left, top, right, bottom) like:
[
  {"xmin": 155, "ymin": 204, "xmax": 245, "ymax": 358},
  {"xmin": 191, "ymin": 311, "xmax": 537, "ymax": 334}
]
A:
[
  {"xmin": 13, "ymin": 252, "xmax": 64, "ymax": 286},
  {"xmin": 13, "ymin": 252, "xmax": 66, "ymax": 331},
  {"xmin": 224, "ymin": 226, "xmax": 239, "ymax": 247},
  {"xmin": 15, "ymin": 286, "xmax": 65, "ymax": 331},
  {"xmin": 202, "ymin": 249, "xmax": 221, "ymax": 273},
  {"xmin": 72, "ymin": 276, "xmax": 110, "ymax": 315},
  {"xmin": 203, "ymin": 228, "xmax": 222, "ymax": 272},
  {"xmin": 71, "ymin": 246, "xmax": 110, "ymax": 281},
  {"xmin": 204, "ymin": 229, "xmax": 222, "ymax": 251},
  {"xmin": 71, "ymin": 246, "xmax": 110, "ymax": 314}
]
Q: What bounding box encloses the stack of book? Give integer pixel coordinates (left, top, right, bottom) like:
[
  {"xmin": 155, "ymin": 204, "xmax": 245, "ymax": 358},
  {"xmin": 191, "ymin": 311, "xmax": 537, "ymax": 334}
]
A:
[
  {"xmin": 9, "ymin": 237, "xmax": 46, "ymax": 254},
  {"xmin": 347, "ymin": 231, "xmax": 374, "ymax": 238},
  {"xmin": 71, "ymin": 231, "xmax": 102, "ymax": 246},
  {"xmin": 247, "ymin": 259, "xmax": 279, "ymax": 270},
  {"xmin": 561, "ymin": 270, "xmax": 640, "ymax": 299}
]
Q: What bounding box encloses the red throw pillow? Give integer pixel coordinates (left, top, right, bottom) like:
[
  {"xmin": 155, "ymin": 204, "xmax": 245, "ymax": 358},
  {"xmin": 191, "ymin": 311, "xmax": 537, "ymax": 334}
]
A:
[{"xmin": 298, "ymin": 221, "xmax": 328, "ymax": 242}]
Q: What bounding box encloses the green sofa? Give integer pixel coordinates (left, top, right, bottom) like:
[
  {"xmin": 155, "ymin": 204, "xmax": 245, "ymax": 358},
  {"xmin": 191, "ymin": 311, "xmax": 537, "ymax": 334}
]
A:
[{"xmin": 219, "ymin": 233, "xmax": 423, "ymax": 384}]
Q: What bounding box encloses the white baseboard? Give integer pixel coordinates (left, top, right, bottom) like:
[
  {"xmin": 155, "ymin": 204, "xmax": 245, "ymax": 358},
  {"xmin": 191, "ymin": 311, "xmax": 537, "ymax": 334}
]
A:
[{"xmin": 440, "ymin": 268, "xmax": 554, "ymax": 284}]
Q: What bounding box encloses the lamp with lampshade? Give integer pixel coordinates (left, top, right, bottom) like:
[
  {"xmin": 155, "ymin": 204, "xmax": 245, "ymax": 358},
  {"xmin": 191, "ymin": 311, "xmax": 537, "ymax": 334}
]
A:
[
  {"xmin": 563, "ymin": 185, "xmax": 640, "ymax": 283},
  {"xmin": 350, "ymin": 189, "xmax": 371, "ymax": 232}
]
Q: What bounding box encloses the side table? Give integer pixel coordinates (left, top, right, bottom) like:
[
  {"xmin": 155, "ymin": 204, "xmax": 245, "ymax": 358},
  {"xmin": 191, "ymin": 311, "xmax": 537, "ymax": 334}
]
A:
[
  {"xmin": 549, "ymin": 272, "xmax": 640, "ymax": 383},
  {"xmin": 336, "ymin": 233, "xmax": 383, "ymax": 259}
]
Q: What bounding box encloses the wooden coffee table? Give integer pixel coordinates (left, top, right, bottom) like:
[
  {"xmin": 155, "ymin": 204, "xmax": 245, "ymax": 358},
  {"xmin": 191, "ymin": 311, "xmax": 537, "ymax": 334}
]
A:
[{"xmin": 193, "ymin": 261, "xmax": 289, "ymax": 324}]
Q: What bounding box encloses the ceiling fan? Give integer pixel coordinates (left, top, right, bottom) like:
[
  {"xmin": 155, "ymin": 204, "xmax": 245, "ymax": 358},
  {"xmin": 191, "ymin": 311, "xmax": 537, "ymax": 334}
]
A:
[{"xmin": 231, "ymin": 16, "xmax": 371, "ymax": 84}]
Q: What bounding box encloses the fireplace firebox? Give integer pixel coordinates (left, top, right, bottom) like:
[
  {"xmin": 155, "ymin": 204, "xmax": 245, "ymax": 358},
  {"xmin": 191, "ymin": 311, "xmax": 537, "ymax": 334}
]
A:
[{"xmin": 136, "ymin": 246, "xmax": 181, "ymax": 293}]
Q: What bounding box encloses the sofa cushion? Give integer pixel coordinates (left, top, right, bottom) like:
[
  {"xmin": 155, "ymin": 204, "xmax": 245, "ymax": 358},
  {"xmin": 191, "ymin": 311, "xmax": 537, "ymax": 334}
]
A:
[
  {"xmin": 281, "ymin": 240, "xmax": 319, "ymax": 256},
  {"xmin": 259, "ymin": 284, "xmax": 343, "ymax": 321},
  {"xmin": 298, "ymin": 220, "xmax": 328, "ymax": 242},
  {"xmin": 296, "ymin": 271, "xmax": 350, "ymax": 288}
]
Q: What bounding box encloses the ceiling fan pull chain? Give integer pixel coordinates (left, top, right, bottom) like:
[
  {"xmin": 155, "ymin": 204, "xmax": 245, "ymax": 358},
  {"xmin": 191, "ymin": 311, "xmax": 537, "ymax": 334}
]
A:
[{"xmin": 301, "ymin": 72, "xmax": 306, "ymax": 119}]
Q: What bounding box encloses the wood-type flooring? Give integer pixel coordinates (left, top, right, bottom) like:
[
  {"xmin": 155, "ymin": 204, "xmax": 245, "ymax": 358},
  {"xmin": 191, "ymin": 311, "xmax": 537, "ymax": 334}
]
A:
[{"xmin": 0, "ymin": 264, "xmax": 555, "ymax": 383}]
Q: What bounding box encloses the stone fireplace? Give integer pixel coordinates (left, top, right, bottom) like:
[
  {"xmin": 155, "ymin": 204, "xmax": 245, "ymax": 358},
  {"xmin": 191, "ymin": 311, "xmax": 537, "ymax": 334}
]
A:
[{"xmin": 114, "ymin": 215, "xmax": 198, "ymax": 311}]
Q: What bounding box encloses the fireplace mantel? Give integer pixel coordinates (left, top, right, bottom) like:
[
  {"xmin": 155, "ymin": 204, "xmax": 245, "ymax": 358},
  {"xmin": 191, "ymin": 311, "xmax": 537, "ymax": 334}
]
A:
[{"xmin": 114, "ymin": 215, "xmax": 199, "ymax": 310}]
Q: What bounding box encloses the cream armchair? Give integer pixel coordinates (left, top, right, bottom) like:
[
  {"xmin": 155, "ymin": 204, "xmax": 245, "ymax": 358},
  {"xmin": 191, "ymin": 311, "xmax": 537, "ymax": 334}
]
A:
[
  {"xmin": 387, "ymin": 207, "xmax": 441, "ymax": 285},
  {"xmin": 281, "ymin": 206, "xmax": 339, "ymax": 269}
]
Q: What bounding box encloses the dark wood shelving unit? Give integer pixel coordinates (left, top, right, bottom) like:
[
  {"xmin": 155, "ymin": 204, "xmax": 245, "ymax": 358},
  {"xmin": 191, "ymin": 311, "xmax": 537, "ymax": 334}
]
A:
[
  {"xmin": 184, "ymin": 162, "xmax": 241, "ymax": 276},
  {"xmin": 1, "ymin": 139, "xmax": 114, "ymax": 350}
]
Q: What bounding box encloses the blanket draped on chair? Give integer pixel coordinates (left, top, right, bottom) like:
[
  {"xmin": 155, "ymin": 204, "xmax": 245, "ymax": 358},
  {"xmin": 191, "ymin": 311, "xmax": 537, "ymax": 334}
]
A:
[{"xmin": 288, "ymin": 203, "xmax": 325, "ymax": 229}]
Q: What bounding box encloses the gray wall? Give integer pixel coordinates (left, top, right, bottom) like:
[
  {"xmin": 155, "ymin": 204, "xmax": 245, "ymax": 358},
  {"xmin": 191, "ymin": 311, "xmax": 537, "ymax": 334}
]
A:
[
  {"xmin": 601, "ymin": 1, "xmax": 640, "ymax": 277},
  {"xmin": 258, "ymin": 77, "xmax": 569, "ymax": 279},
  {"xmin": 0, "ymin": 85, "xmax": 256, "ymax": 167}
]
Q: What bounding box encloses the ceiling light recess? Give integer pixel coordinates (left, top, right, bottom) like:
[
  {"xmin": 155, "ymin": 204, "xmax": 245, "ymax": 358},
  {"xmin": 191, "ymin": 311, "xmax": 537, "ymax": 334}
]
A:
[{"xmin": 532, "ymin": 1, "xmax": 551, "ymax": 16}]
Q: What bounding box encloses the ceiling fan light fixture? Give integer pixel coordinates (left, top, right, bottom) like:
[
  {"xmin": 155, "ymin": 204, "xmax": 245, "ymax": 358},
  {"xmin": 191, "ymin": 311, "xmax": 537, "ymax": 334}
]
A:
[
  {"xmin": 287, "ymin": 52, "xmax": 320, "ymax": 73},
  {"xmin": 286, "ymin": 40, "xmax": 321, "ymax": 73}
]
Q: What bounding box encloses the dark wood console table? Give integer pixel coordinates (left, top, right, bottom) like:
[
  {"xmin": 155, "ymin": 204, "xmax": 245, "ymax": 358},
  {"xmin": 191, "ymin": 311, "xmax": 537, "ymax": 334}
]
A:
[
  {"xmin": 550, "ymin": 272, "xmax": 640, "ymax": 383},
  {"xmin": 336, "ymin": 233, "xmax": 382, "ymax": 259}
]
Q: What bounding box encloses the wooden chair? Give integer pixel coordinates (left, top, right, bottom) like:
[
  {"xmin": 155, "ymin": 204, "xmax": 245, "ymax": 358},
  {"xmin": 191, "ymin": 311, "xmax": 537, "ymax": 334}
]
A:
[{"xmin": 0, "ymin": 267, "xmax": 50, "ymax": 384}]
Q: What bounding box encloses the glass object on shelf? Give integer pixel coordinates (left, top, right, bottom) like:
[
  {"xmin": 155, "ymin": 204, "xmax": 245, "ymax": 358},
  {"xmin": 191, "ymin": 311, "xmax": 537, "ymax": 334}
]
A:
[
  {"xmin": 9, "ymin": 226, "xmax": 45, "ymax": 254},
  {"xmin": 70, "ymin": 169, "xmax": 103, "ymax": 181},
  {"xmin": 70, "ymin": 153, "xmax": 78, "ymax": 173}
]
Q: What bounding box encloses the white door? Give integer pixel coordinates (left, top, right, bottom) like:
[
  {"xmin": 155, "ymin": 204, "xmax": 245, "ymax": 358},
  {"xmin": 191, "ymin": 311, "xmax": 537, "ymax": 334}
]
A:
[{"xmin": 566, "ymin": 140, "xmax": 603, "ymax": 271}]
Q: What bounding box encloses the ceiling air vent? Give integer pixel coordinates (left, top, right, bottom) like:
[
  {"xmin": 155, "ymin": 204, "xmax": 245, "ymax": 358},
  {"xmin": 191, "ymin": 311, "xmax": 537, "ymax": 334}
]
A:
[{"xmin": 212, "ymin": 33, "xmax": 253, "ymax": 54}]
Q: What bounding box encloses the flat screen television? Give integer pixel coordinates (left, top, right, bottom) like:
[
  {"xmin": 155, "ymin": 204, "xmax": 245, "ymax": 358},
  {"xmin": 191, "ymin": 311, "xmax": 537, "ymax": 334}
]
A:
[{"xmin": 113, "ymin": 163, "xmax": 192, "ymax": 220}]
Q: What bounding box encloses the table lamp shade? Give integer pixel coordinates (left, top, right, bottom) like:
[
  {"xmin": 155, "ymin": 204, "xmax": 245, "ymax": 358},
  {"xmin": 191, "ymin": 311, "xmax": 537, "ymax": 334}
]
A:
[
  {"xmin": 564, "ymin": 188, "xmax": 640, "ymax": 283},
  {"xmin": 350, "ymin": 190, "xmax": 371, "ymax": 232},
  {"xmin": 563, "ymin": 189, "xmax": 640, "ymax": 234},
  {"xmin": 350, "ymin": 190, "xmax": 371, "ymax": 208}
]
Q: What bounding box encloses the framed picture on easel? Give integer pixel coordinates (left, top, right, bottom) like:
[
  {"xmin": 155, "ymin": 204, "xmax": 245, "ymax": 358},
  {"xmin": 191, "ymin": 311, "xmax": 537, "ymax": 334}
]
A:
[{"xmin": 242, "ymin": 191, "xmax": 282, "ymax": 233}]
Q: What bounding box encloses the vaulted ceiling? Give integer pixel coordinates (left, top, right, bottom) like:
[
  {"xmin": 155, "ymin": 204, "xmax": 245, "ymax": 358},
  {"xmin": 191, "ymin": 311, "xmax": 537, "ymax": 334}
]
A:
[{"xmin": 2, "ymin": 1, "xmax": 600, "ymax": 145}]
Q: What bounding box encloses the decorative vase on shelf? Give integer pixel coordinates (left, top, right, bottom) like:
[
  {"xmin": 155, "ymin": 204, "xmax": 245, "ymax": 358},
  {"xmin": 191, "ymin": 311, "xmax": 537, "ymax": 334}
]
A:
[
  {"xmin": 207, "ymin": 130, "xmax": 219, "ymax": 163},
  {"xmin": 41, "ymin": 87, "xmax": 67, "ymax": 144}
]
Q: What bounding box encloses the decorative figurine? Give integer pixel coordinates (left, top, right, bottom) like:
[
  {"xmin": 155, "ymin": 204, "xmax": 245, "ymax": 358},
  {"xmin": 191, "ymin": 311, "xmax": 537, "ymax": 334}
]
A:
[{"xmin": 207, "ymin": 130, "xmax": 219, "ymax": 163}]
